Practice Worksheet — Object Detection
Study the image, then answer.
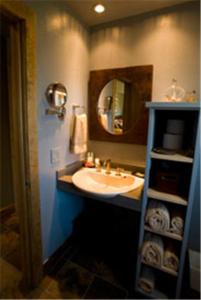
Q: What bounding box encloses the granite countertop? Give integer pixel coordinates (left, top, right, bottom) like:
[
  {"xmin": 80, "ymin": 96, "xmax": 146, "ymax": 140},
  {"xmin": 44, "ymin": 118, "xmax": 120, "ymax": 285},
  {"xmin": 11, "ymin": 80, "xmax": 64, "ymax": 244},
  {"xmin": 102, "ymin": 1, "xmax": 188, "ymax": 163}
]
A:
[{"xmin": 57, "ymin": 161, "xmax": 144, "ymax": 212}]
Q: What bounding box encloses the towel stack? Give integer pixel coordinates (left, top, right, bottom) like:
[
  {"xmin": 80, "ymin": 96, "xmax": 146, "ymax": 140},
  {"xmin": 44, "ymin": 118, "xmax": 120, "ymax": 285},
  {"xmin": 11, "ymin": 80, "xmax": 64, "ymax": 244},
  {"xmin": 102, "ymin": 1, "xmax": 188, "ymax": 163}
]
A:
[
  {"xmin": 145, "ymin": 201, "xmax": 170, "ymax": 232},
  {"xmin": 145, "ymin": 201, "xmax": 184, "ymax": 237},
  {"xmin": 170, "ymin": 211, "xmax": 184, "ymax": 236},
  {"xmin": 141, "ymin": 233, "xmax": 164, "ymax": 267},
  {"xmin": 141, "ymin": 233, "xmax": 179, "ymax": 272},
  {"xmin": 138, "ymin": 267, "xmax": 155, "ymax": 293},
  {"xmin": 164, "ymin": 244, "xmax": 179, "ymax": 272}
]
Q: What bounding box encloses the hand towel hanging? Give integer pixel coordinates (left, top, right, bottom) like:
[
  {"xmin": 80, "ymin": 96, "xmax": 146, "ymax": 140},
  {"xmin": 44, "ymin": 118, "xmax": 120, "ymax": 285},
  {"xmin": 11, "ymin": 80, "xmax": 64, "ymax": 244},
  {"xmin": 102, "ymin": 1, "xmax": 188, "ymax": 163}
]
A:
[{"xmin": 70, "ymin": 113, "xmax": 87, "ymax": 154}]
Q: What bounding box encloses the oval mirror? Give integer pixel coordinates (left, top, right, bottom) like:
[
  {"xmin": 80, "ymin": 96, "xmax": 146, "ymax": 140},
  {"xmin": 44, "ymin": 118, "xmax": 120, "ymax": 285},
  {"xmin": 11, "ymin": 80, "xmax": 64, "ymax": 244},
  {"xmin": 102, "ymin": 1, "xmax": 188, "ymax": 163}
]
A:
[
  {"xmin": 46, "ymin": 82, "xmax": 67, "ymax": 109},
  {"xmin": 97, "ymin": 79, "xmax": 131, "ymax": 135}
]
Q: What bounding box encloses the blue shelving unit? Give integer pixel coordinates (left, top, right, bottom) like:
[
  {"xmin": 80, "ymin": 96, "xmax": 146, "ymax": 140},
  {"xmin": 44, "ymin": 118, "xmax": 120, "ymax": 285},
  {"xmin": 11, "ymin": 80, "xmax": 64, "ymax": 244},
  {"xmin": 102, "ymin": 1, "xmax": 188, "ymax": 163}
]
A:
[{"xmin": 135, "ymin": 102, "xmax": 200, "ymax": 299}]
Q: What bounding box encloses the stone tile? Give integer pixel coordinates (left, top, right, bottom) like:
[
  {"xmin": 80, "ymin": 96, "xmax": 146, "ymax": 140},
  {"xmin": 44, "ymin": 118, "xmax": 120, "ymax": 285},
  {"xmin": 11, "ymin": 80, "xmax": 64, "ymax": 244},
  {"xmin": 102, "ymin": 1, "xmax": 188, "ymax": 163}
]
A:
[
  {"xmin": 71, "ymin": 248, "xmax": 101, "ymax": 273},
  {"xmin": 0, "ymin": 287, "xmax": 24, "ymax": 299},
  {"xmin": 84, "ymin": 276, "xmax": 127, "ymax": 299},
  {"xmin": 71, "ymin": 248, "xmax": 120, "ymax": 286},
  {"xmin": 4, "ymin": 248, "xmax": 21, "ymax": 271},
  {"xmin": 33, "ymin": 289, "xmax": 60, "ymax": 299},
  {"xmin": 0, "ymin": 222, "xmax": 7, "ymax": 234},
  {"xmin": 0, "ymin": 230, "xmax": 20, "ymax": 258},
  {"xmin": 4, "ymin": 213, "xmax": 20, "ymax": 233},
  {"xmin": 44, "ymin": 238, "xmax": 78, "ymax": 276},
  {"xmin": 26, "ymin": 276, "xmax": 55, "ymax": 299},
  {"xmin": 47, "ymin": 260, "xmax": 94, "ymax": 299},
  {"xmin": 0, "ymin": 258, "xmax": 22, "ymax": 298}
]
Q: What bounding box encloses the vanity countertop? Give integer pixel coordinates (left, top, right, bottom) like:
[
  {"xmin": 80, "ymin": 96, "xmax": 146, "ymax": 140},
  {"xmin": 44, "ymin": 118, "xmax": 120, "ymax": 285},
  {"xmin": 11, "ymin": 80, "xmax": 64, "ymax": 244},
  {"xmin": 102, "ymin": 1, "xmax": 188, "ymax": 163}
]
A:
[{"xmin": 57, "ymin": 161, "xmax": 144, "ymax": 212}]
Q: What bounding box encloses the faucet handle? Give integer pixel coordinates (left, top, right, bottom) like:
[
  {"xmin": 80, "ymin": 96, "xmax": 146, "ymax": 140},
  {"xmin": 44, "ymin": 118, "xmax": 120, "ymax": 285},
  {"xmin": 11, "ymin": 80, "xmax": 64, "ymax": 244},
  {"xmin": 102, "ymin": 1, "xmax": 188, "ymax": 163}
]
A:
[
  {"xmin": 105, "ymin": 159, "xmax": 111, "ymax": 175},
  {"xmin": 115, "ymin": 167, "xmax": 123, "ymax": 176},
  {"xmin": 103, "ymin": 159, "xmax": 110, "ymax": 166},
  {"xmin": 95, "ymin": 158, "xmax": 101, "ymax": 172}
]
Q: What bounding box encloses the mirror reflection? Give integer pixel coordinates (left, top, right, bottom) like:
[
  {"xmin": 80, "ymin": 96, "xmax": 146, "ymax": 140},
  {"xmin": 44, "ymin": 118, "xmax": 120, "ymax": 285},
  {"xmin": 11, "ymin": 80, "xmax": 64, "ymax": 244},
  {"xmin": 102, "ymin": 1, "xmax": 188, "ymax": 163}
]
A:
[
  {"xmin": 97, "ymin": 79, "xmax": 130, "ymax": 135},
  {"xmin": 46, "ymin": 82, "xmax": 67, "ymax": 109},
  {"xmin": 45, "ymin": 82, "xmax": 67, "ymax": 120}
]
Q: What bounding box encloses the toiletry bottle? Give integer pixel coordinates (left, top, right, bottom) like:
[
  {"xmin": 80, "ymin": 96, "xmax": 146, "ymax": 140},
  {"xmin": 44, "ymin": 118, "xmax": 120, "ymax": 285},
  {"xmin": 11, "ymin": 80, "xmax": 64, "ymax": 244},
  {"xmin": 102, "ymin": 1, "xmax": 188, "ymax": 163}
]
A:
[{"xmin": 85, "ymin": 152, "xmax": 95, "ymax": 168}]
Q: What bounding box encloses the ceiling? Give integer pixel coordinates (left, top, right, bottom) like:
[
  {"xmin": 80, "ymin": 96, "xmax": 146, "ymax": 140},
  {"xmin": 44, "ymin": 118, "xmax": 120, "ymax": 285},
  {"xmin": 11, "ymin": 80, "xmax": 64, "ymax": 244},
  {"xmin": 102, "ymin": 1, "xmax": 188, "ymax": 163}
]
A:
[{"xmin": 65, "ymin": 0, "xmax": 195, "ymax": 27}]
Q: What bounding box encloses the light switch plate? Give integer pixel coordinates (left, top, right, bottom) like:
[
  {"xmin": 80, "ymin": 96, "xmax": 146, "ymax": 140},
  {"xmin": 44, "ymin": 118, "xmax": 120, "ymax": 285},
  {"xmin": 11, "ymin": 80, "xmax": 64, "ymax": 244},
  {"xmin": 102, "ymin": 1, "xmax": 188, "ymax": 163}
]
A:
[{"xmin": 50, "ymin": 147, "xmax": 60, "ymax": 164}]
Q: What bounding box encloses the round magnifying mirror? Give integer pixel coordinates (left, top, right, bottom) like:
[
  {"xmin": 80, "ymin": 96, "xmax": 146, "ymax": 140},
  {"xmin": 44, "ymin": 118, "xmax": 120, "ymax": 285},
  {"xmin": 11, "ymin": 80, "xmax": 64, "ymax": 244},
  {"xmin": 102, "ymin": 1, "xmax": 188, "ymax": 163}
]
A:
[
  {"xmin": 46, "ymin": 82, "xmax": 67, "ymax": 109},
  {"xmin": 97, "ymin": 79, "xmax": 131, "ymax": 135}
]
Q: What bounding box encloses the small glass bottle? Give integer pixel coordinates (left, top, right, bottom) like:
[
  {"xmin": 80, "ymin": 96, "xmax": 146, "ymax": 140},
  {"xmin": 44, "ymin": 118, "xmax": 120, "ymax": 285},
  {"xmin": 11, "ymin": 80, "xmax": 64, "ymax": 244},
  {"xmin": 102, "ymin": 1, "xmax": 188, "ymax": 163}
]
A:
[
  {"xmin": 187, "ymin": 90, "xmax": 197, "ymax": 103},
  {"xmin": 164, "ymin": 79, "xmax": 185, "ymax": 102}
]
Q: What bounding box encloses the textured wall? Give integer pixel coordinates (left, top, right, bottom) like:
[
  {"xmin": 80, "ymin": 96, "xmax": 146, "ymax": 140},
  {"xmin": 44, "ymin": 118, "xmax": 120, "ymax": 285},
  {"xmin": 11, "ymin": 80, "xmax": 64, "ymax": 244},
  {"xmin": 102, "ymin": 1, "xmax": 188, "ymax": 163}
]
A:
[
  {"xmin": 26, "ymin": 0, "xmax": 200, "ymax": 259},
  {"xmin": 89, "ymin": 1, "xmax": 200, "ymax": 251},
  {"xmin": 89, "ymin": 1, "xmax": 200, "ymax": 167},
  {"xmin": 27, "ymin": 0, "xmax": 89, "ymax": 260}
]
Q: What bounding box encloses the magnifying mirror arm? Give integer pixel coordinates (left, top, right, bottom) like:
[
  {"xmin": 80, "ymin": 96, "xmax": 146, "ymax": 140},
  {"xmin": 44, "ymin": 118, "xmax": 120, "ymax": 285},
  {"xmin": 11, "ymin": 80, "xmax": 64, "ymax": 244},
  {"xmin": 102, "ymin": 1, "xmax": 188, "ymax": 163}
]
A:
[{"xmin": 45, "ymin": 106, "xmax": 66, "ymax": 120}]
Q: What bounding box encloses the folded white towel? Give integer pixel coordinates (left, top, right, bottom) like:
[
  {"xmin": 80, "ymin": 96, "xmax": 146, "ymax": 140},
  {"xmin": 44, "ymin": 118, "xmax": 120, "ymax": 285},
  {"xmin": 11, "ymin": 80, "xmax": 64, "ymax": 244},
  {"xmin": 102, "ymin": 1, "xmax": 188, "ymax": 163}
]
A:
[
  {"xmin": 138, "ymin": 267, "xmax": 155, "ymax": 293},
  {"xmin": 145, "ymin": 201, "xmax": 170, "ymax": 232},
  {"xmin": 70, "ymin": 114, "xmax": 87, "ymax": 154},
  {"xmin": 141, "ymin": 233, "xmax": 164, "ymax": 267}
]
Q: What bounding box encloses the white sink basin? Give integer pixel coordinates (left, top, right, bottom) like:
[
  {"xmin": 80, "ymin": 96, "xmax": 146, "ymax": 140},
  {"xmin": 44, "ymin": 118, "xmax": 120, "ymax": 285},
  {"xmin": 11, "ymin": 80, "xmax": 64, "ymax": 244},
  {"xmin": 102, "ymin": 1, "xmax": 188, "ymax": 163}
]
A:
[{"xmin": 72, "ymin": 167, "xmax": 144, "ymax": 198}]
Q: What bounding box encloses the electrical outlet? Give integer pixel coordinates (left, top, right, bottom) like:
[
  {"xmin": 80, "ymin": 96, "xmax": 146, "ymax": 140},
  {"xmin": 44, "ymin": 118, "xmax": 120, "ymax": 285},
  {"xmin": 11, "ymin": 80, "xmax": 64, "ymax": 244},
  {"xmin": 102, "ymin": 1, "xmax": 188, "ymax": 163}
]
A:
[{"xmin": 50, "ymin": 147, "xmax": 60, "ymax": 164}]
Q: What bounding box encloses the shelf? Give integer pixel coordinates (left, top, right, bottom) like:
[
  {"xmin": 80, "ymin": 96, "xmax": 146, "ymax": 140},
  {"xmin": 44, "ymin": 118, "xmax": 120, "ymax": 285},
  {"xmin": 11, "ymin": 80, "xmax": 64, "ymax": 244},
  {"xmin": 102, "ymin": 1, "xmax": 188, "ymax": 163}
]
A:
[
  {"xmin": 141, "ymin": 260, "xmax": 178, "ymax": 277},
  {"xmin": 144, "ymin": 225, "xmax": 183, "ymax": 241},
  {"xmin": 136, "ymin": 287, "xmax": 168, "ymax": 299},
  {"xmin": 146, "ymin": 102, "xmax": 201, "ymax": 110},
  {"xmin": 136, "ymin": 105, "xmax": 200, "ymax": 299},
  {"xmin": 150, "ymin": 151, "xmax": 193, "ymax": 163},
  {"xmin": 147, "ymin": 188, "xmax": 188, "ymax": 206}
]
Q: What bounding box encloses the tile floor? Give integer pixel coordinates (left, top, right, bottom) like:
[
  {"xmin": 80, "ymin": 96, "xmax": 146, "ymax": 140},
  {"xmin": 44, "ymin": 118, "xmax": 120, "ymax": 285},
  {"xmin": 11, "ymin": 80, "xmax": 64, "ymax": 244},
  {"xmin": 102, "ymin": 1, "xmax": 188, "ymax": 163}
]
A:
[
  {"xmin": 0, "ymin": 209, "xmax": 22, "ymax": 299},
  {"xmin": 0, "ymin": 210, "xmax": 21, "ymax": 270},
  {"xmin": 0, "ymin": 202, "xmax": 200, "ymax": 299}
]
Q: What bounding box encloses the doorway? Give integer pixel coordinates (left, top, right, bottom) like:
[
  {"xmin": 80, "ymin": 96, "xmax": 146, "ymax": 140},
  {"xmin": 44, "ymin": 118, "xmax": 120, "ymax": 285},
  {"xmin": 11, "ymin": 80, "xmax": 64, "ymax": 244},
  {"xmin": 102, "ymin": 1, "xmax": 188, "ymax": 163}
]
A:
[
  {"xmin": 0, "ymin": 1, "xmax": 42, "ymax": 294},
  {"xmin": 0, "ymin": 9, "xmax": 21, "ymax": 270}
]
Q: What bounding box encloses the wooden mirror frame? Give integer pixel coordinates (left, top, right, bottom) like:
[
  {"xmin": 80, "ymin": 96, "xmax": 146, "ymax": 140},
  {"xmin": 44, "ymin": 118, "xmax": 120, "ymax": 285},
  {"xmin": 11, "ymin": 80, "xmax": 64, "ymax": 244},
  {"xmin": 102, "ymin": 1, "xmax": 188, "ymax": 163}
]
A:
[{"xmin": 89, "ymin": 65, "xmax": 153, "ymax": 144}]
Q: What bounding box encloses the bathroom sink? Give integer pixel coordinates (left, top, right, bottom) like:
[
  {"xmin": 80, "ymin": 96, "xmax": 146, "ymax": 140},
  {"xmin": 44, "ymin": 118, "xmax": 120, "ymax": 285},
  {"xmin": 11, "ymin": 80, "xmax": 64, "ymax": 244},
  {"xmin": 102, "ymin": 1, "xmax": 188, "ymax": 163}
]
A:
[{"xmin": 72, "ymin": 168, "xmax": 144, "ymax": 198}]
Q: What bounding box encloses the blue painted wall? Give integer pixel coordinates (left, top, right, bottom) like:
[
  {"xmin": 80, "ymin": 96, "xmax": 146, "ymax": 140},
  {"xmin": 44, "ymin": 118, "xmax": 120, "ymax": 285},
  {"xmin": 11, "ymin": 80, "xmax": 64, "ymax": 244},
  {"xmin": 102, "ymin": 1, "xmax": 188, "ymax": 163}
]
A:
[
  {"xmin": 27, "ymin": 0, "xmax": 89, "ymax": 261},
  {"xmin": 26, "ymin": 0, "xmax": 200, "ymax": 260}
]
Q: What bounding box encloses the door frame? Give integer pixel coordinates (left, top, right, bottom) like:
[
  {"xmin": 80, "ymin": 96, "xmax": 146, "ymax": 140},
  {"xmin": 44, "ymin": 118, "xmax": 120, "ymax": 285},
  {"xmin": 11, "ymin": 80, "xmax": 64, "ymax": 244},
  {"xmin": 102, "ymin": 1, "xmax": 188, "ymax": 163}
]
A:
[{"xmin": 0, "ymin": 1, "xmax": 43, "ymax": 287}]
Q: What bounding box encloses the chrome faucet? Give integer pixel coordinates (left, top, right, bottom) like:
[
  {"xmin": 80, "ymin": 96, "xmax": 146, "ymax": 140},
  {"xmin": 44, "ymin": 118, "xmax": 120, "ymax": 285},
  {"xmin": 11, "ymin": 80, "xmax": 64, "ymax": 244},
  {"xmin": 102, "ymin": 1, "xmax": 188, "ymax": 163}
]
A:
[{"xmin": 105, "ymin": 159, "xmax": 111, "ymax": 175}]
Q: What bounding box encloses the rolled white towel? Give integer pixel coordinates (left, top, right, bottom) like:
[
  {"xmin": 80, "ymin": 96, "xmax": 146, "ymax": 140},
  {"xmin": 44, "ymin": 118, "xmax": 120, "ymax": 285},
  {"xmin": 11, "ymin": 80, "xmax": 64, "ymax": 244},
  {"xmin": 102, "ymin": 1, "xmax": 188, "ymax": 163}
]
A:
[
  {"xmin": 170, "ymin": 211, "xmax": 184, "ymax": 236},
  {"xmin": 138, "ymin": 267, "xmax": 155, "ymax": 293},
  {"xmin": 164, "ymin": 246, "xmax": 179, "ymax": 272},
  {"xmin": 141, "ymin": 233, "xmax": 164, "ymax": 267},
  {"xmin": 145, "ymin": 201, "xmax": 170, "ymax": 232}
]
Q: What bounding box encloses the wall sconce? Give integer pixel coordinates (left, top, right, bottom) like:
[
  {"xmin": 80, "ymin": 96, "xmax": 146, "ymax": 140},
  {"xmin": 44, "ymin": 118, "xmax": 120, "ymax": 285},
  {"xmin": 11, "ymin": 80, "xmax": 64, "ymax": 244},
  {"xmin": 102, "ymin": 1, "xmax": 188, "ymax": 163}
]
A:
[{"xmin": 45, "ymin": 82, "xmax": 67, "ymax": 120}]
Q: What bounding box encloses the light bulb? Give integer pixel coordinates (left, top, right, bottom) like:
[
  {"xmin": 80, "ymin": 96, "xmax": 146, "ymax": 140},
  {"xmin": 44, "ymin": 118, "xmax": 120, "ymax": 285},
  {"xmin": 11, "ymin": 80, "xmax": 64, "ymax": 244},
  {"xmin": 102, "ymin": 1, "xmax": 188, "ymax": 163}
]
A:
[{"xmin": 94, "ymin": 4, "xmax": 105, "ymax": 14}]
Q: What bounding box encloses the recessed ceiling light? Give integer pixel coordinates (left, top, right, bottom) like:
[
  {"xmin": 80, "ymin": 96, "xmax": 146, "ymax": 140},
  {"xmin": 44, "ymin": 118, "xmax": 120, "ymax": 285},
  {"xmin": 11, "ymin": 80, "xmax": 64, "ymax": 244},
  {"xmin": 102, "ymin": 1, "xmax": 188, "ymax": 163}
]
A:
[{"xmin": 94, "ymin": 4, "xmax": 105, "ymax": 14}]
